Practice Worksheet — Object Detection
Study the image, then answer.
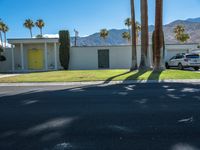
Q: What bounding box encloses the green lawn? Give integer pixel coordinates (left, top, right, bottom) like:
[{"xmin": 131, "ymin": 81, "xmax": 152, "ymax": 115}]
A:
[{"xmin": 0, "ymin": 69, "xmax": 199, "ymax": 83}]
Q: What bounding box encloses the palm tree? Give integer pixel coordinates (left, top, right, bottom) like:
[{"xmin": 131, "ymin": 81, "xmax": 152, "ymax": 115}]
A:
[
  {"xmin": 130, "ymin": 0, "xmax": 137, "ymax": 70},
  {"xmin": 140, "ymin": 0, "xmax": 149, "ymax": 70},
  {"xmin": 124, "ymin": 18, "xmax": 132, "ymax": 36},
  {"xmin": 100, "ymin": 29, "xmax": 109, "ymax": 45},
  {"xmin": 154, "ymin": 0, "xmax": 164, "ymax": 71},
  {"xmin": 135, "ymin": 21, "xmax": 141, "ymax": 44},
  {"xmin": 35, "ymin": 19, "xmax": 45, "ymax": 36},
  {"xmin": 23, "ymin": 19, "xmax": 34, "ymax": 38},
  {"xmin": 122, "ymin": 32, "xmax": 131, "ymax": 42},
  {"xmin": 1, "ymin": 23, "xmax": 9, "ymax": 48},
  {"xmin": 174, "ymin": 25, "xmax": 190, "ymax": 43}
]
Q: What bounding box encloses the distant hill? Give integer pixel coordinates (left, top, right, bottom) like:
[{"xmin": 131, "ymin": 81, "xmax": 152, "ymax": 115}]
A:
[
  {"xmin": 186, "ymin": 17, "xmax": 200, "ymax": 23},
  {"xmin": 71, "ymin": 18, "xmax": 200, "ymax": 46}
]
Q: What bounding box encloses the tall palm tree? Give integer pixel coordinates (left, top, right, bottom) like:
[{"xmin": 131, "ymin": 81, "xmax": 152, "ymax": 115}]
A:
[
  {"xmin": 23, "ymin": 19, "xmax": 34, "ymax": 38},
  {"xmin": 135, "ymin": 21, "xmax": 141, "ymax": 44},
  {"xmin": 130, "ymin": 0, "xmax": 137, "ymax": 70},
  {"xmin": 1, "ymin": 23, "xmax": 9, "ymax": 48},
  {"xmin": 154, "ymin": 0, "xmax": 164, "ymax": 71},
  {"xmin": 100, "ymin": 29, "xmax": 109, "ymax": 45},
  {"xmin": 124, "ymin": 18, "xmax": 132, "ymax": 36},
  {"xmin": 35, "ymin": 19, "xmax": 45, "ymax": 36},
  {"xmin": 0, "ymin": 19, "xmax": 4, "ymax": 47},
  {"xmin": 140, "ymin": 0, "xmax": 149, "ymax": 70}
]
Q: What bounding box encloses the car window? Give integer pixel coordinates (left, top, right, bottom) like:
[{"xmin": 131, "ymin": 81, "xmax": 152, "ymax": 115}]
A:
[
  {"xmin": 175, "ymin": 55, "xmax": 184, "ymax": 59},
  {"xmin": 186, "ymin": 54, "xmax": 200, "ymax": 59},
  {"xmin": 170, "ymin": 56, "xmax": 176, "ymax": 60}
]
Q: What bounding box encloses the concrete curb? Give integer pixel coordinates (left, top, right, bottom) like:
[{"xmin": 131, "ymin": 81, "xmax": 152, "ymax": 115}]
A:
[{"xmin": 0, "ymin": 79, "xmax": 200, "ymax": 86}]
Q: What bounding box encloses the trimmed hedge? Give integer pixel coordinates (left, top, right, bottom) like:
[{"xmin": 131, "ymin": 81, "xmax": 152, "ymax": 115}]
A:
[{"xmin": 59, "ymin": 30, "xmax": 70, "ymax": 70}]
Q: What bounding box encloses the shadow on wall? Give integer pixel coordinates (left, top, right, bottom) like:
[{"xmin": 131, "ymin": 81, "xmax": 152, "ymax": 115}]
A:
[{"xmin": 0, "ymin": 83, "xmax": 200, "ymax": 150}]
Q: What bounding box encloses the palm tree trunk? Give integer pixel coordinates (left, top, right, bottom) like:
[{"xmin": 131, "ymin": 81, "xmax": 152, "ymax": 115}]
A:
[
  {"xmin": 128, "ymin": 27, "xmax": 131, "ymax": 44},
  {"xmin": 4, "ymin": 32, "xmax": 6, "ymax": 49},
  {"xmin": 130, "ymin": 0, "xmax": 137, "ymax": 71},
  {"xmin": 140, "ymin": 0, "xmax": 149, "ymax": 70},
  {"xmin": 40, "ymin": 28, "xmax": 43, "ymax": 36},
  {"xmin": 154, "ymin": 0, "xmax": 164, "ymax": 71},
  {"xmin": 0, "ymin": 32, "xmax": 3, "ymax": 47},
  {"xmin": 136, "ymin": 30, "xmax": 138, "ymax": 44},
  {"xmin": 30, "ymin": 29, "xmax": 33, "ymax": 38}
]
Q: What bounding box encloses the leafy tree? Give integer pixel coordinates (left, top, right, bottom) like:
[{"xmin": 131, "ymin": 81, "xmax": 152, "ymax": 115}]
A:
[
  {"xmin": 0, "ymin": 46, "xmax": 6, "ymax": 61},
  {"xmin": 23, "ymin": 19, "xmax": 35, "ymax": 38},
  {"xmin": 174, "ymin": 25, "xmax": 190, "ymax": 43},
  {"xmin": 122, "ymin": 32, "xmax": 130, "ymax": 42},
  {"xmin": 59, "ymin": 30, "xmax": 70, "ymax": 70},
  {"xmin": 36, "ymin": 34, "xmax": 43, "ymax": 38},
  {"xmin": 140, "ymin": 0, "xmax": 149, "ymax": 70},
  {"xmin": 35, "ymin": 19, "xmax": 45, "ymax": 36}
]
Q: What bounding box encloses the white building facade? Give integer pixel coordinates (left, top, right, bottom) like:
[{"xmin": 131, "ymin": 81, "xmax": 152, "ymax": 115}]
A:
[{"xmin": 0, "ymin": 38, "xmax": 198, "ymax": 72}]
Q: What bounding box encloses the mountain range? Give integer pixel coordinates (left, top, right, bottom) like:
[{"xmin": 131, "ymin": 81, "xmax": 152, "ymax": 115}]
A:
[{"xmin": 71, "ymin": 17, "xmax": 200, "ymax": 46}]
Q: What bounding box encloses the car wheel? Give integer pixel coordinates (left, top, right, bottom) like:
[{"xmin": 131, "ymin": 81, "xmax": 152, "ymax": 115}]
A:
[
  {"xmin": 165, "ymin": 63, "xmax": 170, "ymax": 69},
  {"xmin": 194, "ymin": 67, "xmax": 199, "ymax": 71},
  {"xmin": 178, "ymin": 63, "xmax": 184, "ymax": 70}
]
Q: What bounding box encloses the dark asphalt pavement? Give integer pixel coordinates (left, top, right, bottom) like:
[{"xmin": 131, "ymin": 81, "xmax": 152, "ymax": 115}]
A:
[{"xmin": 0, "ymin": 83, "xmax": 200, "ymax": 150}]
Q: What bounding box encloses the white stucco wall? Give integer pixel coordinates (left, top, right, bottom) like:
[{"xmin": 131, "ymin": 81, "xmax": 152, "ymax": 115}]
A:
[
  {"xmin": 1, "ymin": 42, "xmax": 199, "ymax": 72},
  {"xmin": 69, "ymin": 47, "xmax": 99, "ymax": 70},
  {"xmin": 0, "ymin": 48, "xmax": 12, "ymax": 72}
]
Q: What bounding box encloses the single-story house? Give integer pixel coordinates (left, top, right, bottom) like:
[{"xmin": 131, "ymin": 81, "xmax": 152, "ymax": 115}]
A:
[{"xmin": 0, "ymin": 38, "xmax": 199, "ymax": 72}]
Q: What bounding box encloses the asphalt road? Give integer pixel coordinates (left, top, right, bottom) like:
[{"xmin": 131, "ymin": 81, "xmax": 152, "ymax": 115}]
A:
[{"xmin": 0, "ymin": 83, "xmax": 200, "ymax": 150}]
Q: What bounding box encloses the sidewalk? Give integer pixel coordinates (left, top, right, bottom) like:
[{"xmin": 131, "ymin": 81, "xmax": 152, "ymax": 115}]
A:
[
  {"xmin": 0, "ymin": 74, "xmax": 20, "ymax": 79},
  {"xmin": 0, "ymin": 79, "xmax": 200, "ymax": 86}
]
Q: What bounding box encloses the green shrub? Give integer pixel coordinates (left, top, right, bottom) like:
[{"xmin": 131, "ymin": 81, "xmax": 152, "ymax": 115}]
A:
[
  {"xmin": 0, "ymin": 46, "xmax": 3, "ymax": 53},
  {"xmin": 59, "ymin": 30, "xmax": 70, "ymax": 70}
]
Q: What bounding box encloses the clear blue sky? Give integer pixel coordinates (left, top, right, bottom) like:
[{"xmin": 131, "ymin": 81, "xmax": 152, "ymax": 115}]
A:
[{"xmin": 1, "ymin": 0, "xmax": 200, "ymax": 38}]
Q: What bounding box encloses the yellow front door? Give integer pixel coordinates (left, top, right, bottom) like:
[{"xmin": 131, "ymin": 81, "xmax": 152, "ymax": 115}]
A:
[{"xmin": 28, "ymin": 49, "xmax": 44, "ymax": 70}]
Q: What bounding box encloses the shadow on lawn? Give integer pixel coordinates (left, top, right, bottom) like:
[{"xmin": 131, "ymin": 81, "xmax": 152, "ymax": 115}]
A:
[
  {"xmin": 104, "ymin": 69, "xmax": 162, "ymax": 83},
  {"xmin": 124, "ymin": 70, "xmax": 148, "ymax": 81},
  {"xmin": 147, "ymin": 70, "xmax": 163, "ymax": 80},
  {"xmin": 104, "ymin": 70, "xmax": 163, "ymax": 84},
  {"xmin": 104, "ymin": 70, "xmax": 148, "ymax": 84},
  {"xmin": 0, "ymin": 82, "xmax": 200, "ymax": 150}
]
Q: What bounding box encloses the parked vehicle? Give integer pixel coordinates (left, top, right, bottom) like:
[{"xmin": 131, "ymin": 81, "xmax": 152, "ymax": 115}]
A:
[{"xmin": 165, "ymin": 53, "xmax": 200, "ymax": 71}]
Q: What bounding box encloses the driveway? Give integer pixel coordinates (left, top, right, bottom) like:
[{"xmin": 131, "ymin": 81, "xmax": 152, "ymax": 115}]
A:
[{"xmin": 0, "ymin": 83, "xmax": 200, "ymax": 150}]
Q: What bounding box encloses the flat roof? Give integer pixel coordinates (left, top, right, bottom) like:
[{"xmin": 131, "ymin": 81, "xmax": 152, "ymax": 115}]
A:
[{"xmin": 8, "ymin": 38, "xmax": 59, "ymax": 44}]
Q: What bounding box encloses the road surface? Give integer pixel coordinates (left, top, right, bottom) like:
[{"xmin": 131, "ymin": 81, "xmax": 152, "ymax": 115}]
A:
[{"xmin": 0, "ymin": 83, "xmax": 200, "ymax": 150}]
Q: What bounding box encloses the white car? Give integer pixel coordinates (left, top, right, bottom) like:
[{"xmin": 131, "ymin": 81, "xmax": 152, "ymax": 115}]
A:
[{"xmin": 166, "ymin": 53, "xmax": 200, "ymax": 71}]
